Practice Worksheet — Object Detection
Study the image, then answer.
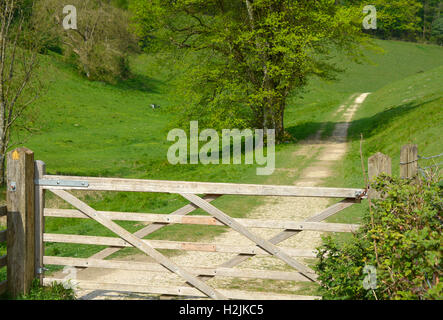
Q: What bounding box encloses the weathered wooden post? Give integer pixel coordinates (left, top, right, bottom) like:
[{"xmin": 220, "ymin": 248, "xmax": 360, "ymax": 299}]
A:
[
  {"xmin": 6, "ymin": 147, "xmax": 35, "ymax": 297},
  {"xmin": 400, "ymin": 144, "xmax": 418, "ymax": 178},
  {"xmin": 368, "ymin": 152, "xmax": 391, "ymax": 199},
  {"xmin": 34, "ymin": 160, "xmax": 46, "ymax": 284}
]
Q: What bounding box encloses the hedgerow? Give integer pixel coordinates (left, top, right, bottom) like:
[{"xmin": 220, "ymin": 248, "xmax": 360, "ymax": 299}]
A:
[{"xmin": 315, "ymin": 174, "xmax": 442, "ymax": 300}]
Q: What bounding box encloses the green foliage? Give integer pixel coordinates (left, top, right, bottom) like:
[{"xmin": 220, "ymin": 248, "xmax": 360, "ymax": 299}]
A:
[
  {"xmin": 431, "ymin": 16, "xmax": 443, "ymax": 45},
  {"xmin": 343, "ymin": 0, "xmax": 442, "ymax": 44},
  {"xmin": 35, "ymin": 0, "xmax": 138, "ymax": 84},
  {"xmin": 75, "ymin": 42, "xmax": 131, "ymax": 84},
  {"xmin": 13, "ymin": 279, "xmax": 76, "ymax": 300},
  {"xmin": 131, "ymin": 0, "xmax": 369, "ymax": 139},
  {"xmin": 372, "ymin": 0, "xmax": 423, "ymax": 40},
  {"xmin": 316, "ymin": 175, "xmax": 442, "ymax": 300},
  {"xmin": 111, "ymin": 0, "xmax": 130, "ymax": 10},
  {"xmin": 418, "ymin": 0, "xmax": 442, "ymax": 42}
]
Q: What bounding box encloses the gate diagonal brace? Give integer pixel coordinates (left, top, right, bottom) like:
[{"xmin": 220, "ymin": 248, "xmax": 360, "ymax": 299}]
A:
[
  {"xmin": 203, "ymin": 198, "xmax": 357, "ymax": 281},
  {"xmin": 180, "ymin": 193, "xmax": 318, "ymax": 282},
  {"xmin": 48, "ymin": 189, "xmax": 226, "ymax": 300}
]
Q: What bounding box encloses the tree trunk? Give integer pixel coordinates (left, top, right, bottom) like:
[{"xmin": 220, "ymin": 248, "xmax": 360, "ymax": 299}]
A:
[
  {"xmin": 0, "ymin": 141, "xmax": 6, "ymax": 185},
  {"xmin": 423, "ymin": 1, "xmax": 427, "ymax": 40},
  {"xmin": 261, "ymin": 97, "xmax": 286, "ymax": 142},
  {"xmin": 274, "ymin": 101, "xmax": 285, "ymax": 141},
  {"xmin": 0, "ymin": 154, "xmax": 5, "ymax": 186}
]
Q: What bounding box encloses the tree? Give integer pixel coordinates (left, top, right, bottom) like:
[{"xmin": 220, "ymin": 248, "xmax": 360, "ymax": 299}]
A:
[
  {"xmin": 36, "ymin": 0, "xmax": 138, "ymax": 83},
  {"xmin": 375, "ymin": 0, "xmax": 423, "ymax": 40},
  {"xmin": 344, "ymin": 0, "xmax": 423, "ymax": 40},
  {"xmin": 431, "ymin": 16, "xmax": 443, "ymax": 45},
  {"xmin": 0, "ymin": 0, "xmax": 44, "ymax": 184},
  {"xmin": 132, "ymin": 0, "xmax": 369, "ymax": 141},
  {"xmin": 419, "ymin": 0, "xmax": 442, "ymax": 41}
]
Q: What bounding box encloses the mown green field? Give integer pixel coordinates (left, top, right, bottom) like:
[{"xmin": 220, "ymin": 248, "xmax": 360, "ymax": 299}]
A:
[{"xmin": 0, "ymin": 39, "xmax": 442, "ymax": 283}]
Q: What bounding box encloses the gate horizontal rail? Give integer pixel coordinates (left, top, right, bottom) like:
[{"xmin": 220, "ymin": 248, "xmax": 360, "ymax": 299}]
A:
[
  {"xmin": 44, "ymin": 208, "xmax": 360, "ymax": 232},
  {"xmin": 43, "ymin": 256, "xmax": 312, "ymax": 282},
  {"xmin": 36, "ymin": 175, "xmax": 366, "ymax": 199},
  {"xmin": 43, "ymin": 278, "xmax": 320, "ymax": 300},
  {"xmin": 43, "ymin": 233, "xmax": 319, "ymax": 257}
]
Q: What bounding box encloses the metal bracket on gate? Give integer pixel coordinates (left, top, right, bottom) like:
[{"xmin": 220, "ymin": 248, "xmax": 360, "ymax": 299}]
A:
[
  {"xmin": 35, "ymin": 179, "xmax": 89, "ymax": 188},
  {"xmin": 36, "ymin": 267, "xmax": 49, "ymax": 274}
]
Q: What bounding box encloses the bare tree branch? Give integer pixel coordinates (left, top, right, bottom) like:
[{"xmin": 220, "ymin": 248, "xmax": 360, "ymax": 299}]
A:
[{"xmin": 0, "ymin": 0, "xmax": 41, "ymax": 184}]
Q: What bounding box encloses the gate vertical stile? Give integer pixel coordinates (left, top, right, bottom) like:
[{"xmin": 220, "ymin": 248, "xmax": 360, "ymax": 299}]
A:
[{"xmin": 34, "ymin": 161, "xmax": 46, "ymax": 284}]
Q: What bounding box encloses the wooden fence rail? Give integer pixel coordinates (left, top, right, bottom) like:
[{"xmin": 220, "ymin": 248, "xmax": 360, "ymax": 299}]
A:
[{"xmin": 2, "ymin": 144, "xmax": 425, "ymax": 299}]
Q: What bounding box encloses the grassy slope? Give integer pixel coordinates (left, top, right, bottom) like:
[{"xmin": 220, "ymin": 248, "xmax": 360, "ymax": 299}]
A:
[
  {"xmin": 325, "ymin": 64, "xmax": 443, "ymax": 226},
  {"xmin": 29, "ymin": 40, "xmax": 443, "ymax": 177},
  {"xmin": 286, "ymin": 40, "xmax": 443, "ymax": 134},
  {"xmin": 1, "ymin": 40, "xmax": 442, "ymax": 282}
]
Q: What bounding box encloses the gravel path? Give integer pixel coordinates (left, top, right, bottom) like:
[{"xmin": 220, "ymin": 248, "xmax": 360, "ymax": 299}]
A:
[{"xmin": 62, "ymin": 93, "xmax": 370, "ymax": 300}]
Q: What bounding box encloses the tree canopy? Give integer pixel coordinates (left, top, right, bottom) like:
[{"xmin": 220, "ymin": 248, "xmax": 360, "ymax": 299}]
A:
[{"xmin": 131, "ymin": 0, "xmax": 370, "ymax": 140}]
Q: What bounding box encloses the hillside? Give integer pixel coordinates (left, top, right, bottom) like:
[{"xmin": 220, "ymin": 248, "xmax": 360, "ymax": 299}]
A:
[
  {"xmin": 27, "ymin": 40, "xmax": 443, "ymax": 179},
  {"xmin": 285, "ymin": 40, "xmax": 443, "ymax": 138},
  {"xmin": 326, "ymin": 64, "xmax": 443, "ymax": 224}
]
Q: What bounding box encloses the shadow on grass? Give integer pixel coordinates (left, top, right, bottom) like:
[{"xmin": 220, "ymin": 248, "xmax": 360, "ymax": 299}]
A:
[
  {"xmin": 347, "ymin": 97, "xmax": 439, "ymax": 141},
  {"xmin": 286, "ymin": 121, "xmax": 335, "ymax": 143},
  {"xmin": 285, "ymin": 97, "xmax": 438, "ymax": 145},
  {"xmin": 114, "ymin": 73, "xmax": 165, "ymax": 94}
]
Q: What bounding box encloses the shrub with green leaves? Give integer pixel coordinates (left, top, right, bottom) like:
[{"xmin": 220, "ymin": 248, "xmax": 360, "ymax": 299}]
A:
[
  {"xmin": 315, "ymin": 174, "xmax": 442, "ymax": 300},
  {"xmin": 0, "ymin": 279, "xmax": 76, "ymax": 300},
  {"xmin": 34, "ymin": 0, "xmax": 138, "ymax": 84}
]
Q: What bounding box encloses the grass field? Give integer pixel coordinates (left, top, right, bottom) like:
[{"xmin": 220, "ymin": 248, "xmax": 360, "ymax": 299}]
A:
[{"xmin": 0, "ymin": 39, "xmax": 442, "ymax": 286}]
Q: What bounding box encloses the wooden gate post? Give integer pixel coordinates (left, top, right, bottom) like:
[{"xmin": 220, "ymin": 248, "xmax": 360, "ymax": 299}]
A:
[
  {"xmin": 368, "ymin": 152, "xmax": 391, "ymax": 199},
  {"xmin": 6, "ymin": 147, "xmax": 35, "ymax": 297},
  {"xmin": 400, "ymin": 144, "xmax": 418, "ymax": 178}
]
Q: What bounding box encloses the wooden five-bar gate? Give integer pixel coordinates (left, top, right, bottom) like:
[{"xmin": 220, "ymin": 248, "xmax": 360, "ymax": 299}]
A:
[{"xmin": 1, "ymin": 147, "xmax": 380, "ymax": 300}]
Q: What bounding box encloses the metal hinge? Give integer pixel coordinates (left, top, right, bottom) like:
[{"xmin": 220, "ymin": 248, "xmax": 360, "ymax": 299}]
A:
[
  {"xmin": 36, "ymin": 267, "xmax": 49, "ymax": 274},
  {"xmin": 355, "ymin": 189, "xmax": 367, "ymax": 200},
  {"xmin": 35, "ymin": 179, "xmax": 89, "ymax": 188}
]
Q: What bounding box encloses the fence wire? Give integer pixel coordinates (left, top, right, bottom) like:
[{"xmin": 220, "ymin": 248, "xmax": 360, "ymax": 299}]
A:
[
  {"xmin": 412, "ymin": 152, "xmax": 443, "ymax": 179},
  {"xmin": 400, "ymin": 152, "xmax": 443, "ymax": 165}
]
